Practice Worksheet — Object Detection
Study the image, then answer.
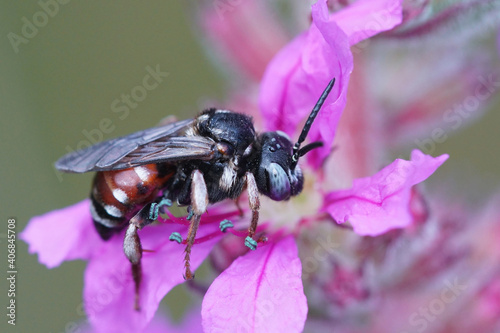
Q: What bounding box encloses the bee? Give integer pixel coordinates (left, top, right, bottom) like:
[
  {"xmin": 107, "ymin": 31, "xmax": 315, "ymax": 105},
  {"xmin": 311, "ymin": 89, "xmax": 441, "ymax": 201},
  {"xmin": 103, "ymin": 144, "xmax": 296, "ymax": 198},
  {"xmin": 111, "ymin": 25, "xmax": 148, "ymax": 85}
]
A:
[{"xmin": 56, "ymin": 78, "xmax": 335, "ymax": 310}]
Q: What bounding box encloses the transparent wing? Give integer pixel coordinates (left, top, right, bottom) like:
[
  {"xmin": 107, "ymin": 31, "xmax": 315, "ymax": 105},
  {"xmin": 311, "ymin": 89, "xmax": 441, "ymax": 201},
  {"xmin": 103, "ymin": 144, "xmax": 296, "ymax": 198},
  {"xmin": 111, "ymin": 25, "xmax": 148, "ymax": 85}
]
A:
[{"xmin": 55, "ymin": 119, "xmax": 215, "ymax": 173}]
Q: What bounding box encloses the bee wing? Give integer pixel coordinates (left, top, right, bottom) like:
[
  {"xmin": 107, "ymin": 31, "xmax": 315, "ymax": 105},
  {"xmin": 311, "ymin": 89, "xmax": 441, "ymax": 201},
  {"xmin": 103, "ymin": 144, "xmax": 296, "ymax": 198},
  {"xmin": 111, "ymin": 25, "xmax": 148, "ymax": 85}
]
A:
[{"xmin": 55, "ymin": 119, "xmax": 216, "ymax": 173}]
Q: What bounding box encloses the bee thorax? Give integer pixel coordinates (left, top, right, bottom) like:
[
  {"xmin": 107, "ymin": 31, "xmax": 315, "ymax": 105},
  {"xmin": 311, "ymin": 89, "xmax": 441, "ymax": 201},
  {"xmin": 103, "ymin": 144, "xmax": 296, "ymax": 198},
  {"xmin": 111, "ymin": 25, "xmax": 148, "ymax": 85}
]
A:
[{"xmin": 219, "ymin": 164, "xmax": 238, "ymax": 191}]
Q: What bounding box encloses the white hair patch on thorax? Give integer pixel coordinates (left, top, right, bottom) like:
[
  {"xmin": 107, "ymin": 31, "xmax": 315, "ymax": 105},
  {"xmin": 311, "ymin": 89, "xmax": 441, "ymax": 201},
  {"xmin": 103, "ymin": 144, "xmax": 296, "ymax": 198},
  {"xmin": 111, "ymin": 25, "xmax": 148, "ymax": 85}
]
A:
[{"xmin": 220, "ymin": 165, "xmax": 238, "ymax": 191}]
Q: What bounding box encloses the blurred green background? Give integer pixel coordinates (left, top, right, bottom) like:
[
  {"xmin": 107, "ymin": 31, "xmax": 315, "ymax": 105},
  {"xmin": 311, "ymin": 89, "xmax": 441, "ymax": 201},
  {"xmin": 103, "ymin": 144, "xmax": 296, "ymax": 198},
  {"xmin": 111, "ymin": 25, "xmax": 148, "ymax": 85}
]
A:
[
  {"xmin": 1, "ymin": 2, "xmax": 226, "ymax": 332},
  {"xmin": 1, "ymin": 1, "xmax": 499, "ymax": 332}
]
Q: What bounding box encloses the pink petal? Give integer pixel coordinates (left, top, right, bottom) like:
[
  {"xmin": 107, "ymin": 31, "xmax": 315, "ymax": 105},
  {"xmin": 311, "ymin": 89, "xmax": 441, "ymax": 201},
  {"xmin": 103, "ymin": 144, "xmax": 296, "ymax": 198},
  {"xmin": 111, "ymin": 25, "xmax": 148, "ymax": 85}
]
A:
[
  {"xmin": 20, "ymin": 199, "xmax": 103, "ymax": 268},
  {"xmin": 324, "ymin": 150, "xmax": 449, "ymax": 235},
  {"xmin": 202, "ymin": 236, "xmax": 307, "ymax": 333},
  {"xmin": 143, "ymin": 306, "xmax": 203, "ymax": 333},
  {"xmin": 21, "ymin": 198, "xmax": 233, "ymax": 332},
  {"xmin": 83, "ymin": 305, "xmax": 203, "ymax": 333},
  {"xmin": 85, "ymin": 222, "xmax": 222, "ymax": 333},
  {"xmin": 332, "ymin": 0, "xmax": 403, "ymax": 46},
  {"xmin": 258, "ymin": 0, "xmax": 403, "ymax": 168},
  {"xmin": 259, "ymin": 0, "xmax": 352, "ymax": 168}
]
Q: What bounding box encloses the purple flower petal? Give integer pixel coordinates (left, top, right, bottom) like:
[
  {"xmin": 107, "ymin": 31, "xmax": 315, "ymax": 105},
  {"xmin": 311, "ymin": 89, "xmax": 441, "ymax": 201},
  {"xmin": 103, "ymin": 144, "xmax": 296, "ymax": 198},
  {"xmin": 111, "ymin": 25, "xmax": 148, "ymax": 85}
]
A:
[
  {"xmin": 258, "ymin": 0, "xmax": 403, "ymax": 168},
  {"xmin": 145, "ymin": 306, "xmax": 203, "ymax": 333},
  {"xmin": 85, "ymin": 222, "xmax": 222, "ymax": 333},
  {"xmin": 201, "ymin": 236, "xmax": 307, "ymax": 333},
  {"xmin": 82, "ymin": 304, "xmax": 203, "ymax": 333},
  {"xmin": 324, "ymin": 150, "xmax": 449, "ymax": 236},
  {"xmin": 259, "ymin": 0, "xmax": 352, "ymax": 169},
  {"xmin": 332, "ymin": 0, "xmax": 403, "ymax": 46},
  {"xmin": 20, "ymin": 199, "xmax": 102, "ymax": 268},
  {"xmin": 22, "ymin": 199, "xmax": 224, "ymax": 332}
]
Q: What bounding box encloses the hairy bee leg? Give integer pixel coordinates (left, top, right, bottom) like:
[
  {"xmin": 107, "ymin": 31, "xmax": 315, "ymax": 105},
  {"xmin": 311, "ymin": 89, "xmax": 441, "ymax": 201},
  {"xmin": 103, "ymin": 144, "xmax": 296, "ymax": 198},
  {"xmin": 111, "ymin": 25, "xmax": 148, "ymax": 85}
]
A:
[
  {"xmin": 184, "ymin": 214, "xmax": 201, "ymax": 280},
  {"xmin": 131, "ymin": 261, "xmax": 142, "ymax": 311},
  {"xmin": 184, "ymin": 170, "xmax": 208, "ymax": 280},
  {"xmin": 245, "ymin": 172, "xmax": 260, "ymax": 250},
  {"xmin": 124, "ymin": 221, "xmax": 143, "ymax": 311},
  {"xmin": 123, "ymin": 203, "xmax": 158, "ymax": 311},
  {"xmin": 246, "ymin": 172, "xmax": 260, "ymax": 238}
]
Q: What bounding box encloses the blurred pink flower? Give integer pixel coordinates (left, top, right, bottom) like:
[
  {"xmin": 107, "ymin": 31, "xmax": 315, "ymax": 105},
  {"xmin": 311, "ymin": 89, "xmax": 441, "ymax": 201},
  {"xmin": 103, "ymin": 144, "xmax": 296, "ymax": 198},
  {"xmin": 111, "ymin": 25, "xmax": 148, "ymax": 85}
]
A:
[
  {"xmin": 201, "ymin": 0, "xmax": 289, "ymax": 81},
  {"xmin": 200, "ymin": 0, "xmax": 500, "ymax": 332},
  {"xmin": 25, "ymin": 0, "xmax": 500, "ymax": 332},
  {"xmin": 259, "ymin": 0, "xmax": 404, "ymax": 168}
]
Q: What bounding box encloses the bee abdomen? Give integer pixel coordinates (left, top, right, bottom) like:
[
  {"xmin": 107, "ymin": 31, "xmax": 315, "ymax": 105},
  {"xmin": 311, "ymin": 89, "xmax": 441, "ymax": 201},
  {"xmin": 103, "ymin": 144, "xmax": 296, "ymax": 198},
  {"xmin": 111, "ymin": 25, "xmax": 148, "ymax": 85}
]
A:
[{"xmin": 90, "ymin": 164, "xmax": 173, "ymax": 240}]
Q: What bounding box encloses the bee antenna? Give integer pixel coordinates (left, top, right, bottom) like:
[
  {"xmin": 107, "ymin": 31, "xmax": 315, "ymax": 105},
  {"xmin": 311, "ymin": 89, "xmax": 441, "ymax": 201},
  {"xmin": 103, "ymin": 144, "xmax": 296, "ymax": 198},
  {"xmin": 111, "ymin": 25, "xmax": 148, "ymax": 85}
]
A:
[{"xmin": 291, "ymin": 78, "xmax": 336, "ymax": 168}]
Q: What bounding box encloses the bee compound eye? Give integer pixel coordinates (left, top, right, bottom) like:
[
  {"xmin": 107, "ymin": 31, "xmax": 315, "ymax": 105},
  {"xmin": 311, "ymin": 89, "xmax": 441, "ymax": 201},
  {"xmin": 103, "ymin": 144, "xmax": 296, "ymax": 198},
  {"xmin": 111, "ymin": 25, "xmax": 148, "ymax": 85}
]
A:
[{"xmin": 265, "ymin": 163, "xmax": 291, "ymax": 201}]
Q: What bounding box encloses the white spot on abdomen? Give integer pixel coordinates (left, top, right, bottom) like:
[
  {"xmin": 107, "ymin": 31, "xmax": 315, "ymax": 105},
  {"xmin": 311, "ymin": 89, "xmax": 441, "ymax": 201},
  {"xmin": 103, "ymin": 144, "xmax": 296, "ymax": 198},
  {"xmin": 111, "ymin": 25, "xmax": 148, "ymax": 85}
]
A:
[
  {"xmin": 104, "ymin": 205, "xmax": 123, "ymax": 218},
  {"xmin": 90, "ymin": 203, "xmax": 116, "ymax": 227},
  {"xmin": 112, "ymin": 188, "xmax": 129, "ymax": 204},
  {"xmin": 134, "ymin": 166, "xmax": 150, "ymax": 182}
]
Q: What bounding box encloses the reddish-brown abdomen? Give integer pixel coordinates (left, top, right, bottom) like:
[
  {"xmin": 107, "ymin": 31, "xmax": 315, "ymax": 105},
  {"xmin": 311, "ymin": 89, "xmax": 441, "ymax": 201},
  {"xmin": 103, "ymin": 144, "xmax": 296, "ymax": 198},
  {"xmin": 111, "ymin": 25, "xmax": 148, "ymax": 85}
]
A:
[{"xmin": 90, "ymin": 164, "xmax": 173, "ymax": 236}]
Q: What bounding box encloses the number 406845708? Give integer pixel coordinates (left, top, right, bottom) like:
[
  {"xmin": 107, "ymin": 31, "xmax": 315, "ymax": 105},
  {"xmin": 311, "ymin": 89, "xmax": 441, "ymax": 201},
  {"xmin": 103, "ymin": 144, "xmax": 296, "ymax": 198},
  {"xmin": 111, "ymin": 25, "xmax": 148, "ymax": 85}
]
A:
[{"xmin": 7, "ymin": 219, "xmax": 16, "ymax": 270}]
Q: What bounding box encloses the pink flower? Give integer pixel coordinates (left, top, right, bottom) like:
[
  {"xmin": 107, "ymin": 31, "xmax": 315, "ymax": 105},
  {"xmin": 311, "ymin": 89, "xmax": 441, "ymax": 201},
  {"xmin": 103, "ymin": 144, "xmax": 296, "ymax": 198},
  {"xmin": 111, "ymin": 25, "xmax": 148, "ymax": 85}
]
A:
[
  {"xmin": 22, "ymin": 200, "xmax": 225, "ymax": 332},
  {"xmin": 202, "ymin": 236, "xmax": 307, "ymax": 332},
  {"xmin": 21, "ymin": 1, "xmax": 458, "ymax": 332},
  {"xmin": 259, "ymin": 0, "xmax": 404, "ymax": 169},
  {"xmin": 324, "ymin": 149, "xmax": 448, "ymax": 235}
]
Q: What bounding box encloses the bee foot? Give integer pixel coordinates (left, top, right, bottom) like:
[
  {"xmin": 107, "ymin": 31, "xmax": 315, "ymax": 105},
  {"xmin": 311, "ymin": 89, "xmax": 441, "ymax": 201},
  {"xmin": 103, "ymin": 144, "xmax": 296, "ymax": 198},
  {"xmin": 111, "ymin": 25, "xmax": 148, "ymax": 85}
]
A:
[
  {"xmin": 244, "ymin": 236, "xmax": 258, "ymax": 250},
  {"xmin": 169, "ymin": 232, "xmax": 183, "ymax": 244},
  {"xmin": 219, "ymin": 219, "xmax": 234, "ymax": 233}
]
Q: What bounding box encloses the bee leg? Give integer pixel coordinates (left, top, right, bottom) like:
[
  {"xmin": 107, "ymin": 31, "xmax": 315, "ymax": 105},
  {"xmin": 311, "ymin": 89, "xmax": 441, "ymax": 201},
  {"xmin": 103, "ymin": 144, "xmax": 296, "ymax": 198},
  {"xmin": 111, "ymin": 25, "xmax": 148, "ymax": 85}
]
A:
[
  {"xmin": 123, "ymin": 202, "xmax": 159, "ymax": 311},
  {"xmin": 148, "ymin": 197, "xmax": 173, "ymax": 220},
  {"xmin": 219, "ymin": 219, "xmax": 234, "ymax": 233},
  {"xmin": 124, "ymin": 220, "xmax": 143, "ymax": 311},
  {"xmin": 184, "ymin": 170, "xmax": 208, "ymax": 280},
  {"xmin": 244, "ymin": 172, "xmax": 260, "ymax": 250},
  {"xmin": 234, "ymin": 198, "xmax": 244, "ymax": 216},
  {"xmin": 186, "ymin": 206, "xmax": 194, "ymax": 220}
]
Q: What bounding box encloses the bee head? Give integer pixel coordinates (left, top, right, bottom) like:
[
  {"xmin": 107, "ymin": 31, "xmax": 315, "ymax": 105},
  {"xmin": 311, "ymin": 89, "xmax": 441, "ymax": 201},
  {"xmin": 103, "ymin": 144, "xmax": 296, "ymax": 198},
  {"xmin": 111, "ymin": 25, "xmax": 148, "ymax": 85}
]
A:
[
  {"xmin": 255, "ymin": 131, "xmax": 303, "ymax": 201},
  {"xmin": 254, "ymin": 78, "xmax": 335, "ymax": 201}
]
